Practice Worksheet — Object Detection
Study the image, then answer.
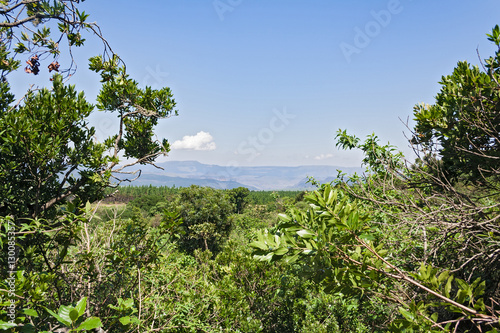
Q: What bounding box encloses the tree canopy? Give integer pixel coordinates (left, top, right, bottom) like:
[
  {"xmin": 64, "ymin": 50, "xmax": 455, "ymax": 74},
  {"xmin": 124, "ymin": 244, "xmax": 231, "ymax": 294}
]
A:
[
  {"xmin": 0, "ymin": 1, "xmax": 177, "ymax": 221},
  {"xmin": 412, "ymin": 25, "xmax": 500, "ymax": 184}
]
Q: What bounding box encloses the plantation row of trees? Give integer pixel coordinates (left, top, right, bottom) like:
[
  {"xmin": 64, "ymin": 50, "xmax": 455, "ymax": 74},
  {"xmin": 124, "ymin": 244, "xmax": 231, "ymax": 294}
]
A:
[
  {"xmin": 0, "ymin": 1, "xmax": 499, "ymax": 332},
  {"xmin": 105, "ymin": 185, "xmax": 303, "ymax": 208}
]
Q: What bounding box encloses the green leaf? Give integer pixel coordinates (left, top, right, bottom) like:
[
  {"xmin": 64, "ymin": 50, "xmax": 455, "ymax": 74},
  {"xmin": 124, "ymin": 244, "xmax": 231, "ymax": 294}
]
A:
[
  {"xmin": 69, "ymin": 309, "xmax": 79, "ymax": 322},
  {"xmin": 76, "ymin": 317, "xmax": 102, "ymax": 330},
  {"xmin": 473, "ymin": 280, "xmax": 485, "ymax": 297},
  {"xmin": 119, "ymin": 316, "xmax": 131, "ymax": 325},
  {"xmin": 75, "ymin": 297, "xmax": 87, "ymax": 317},
  {"xmin": 45, "ymin": 307, "xmax": 71, "ymax": 327},
  {"xmin": 58, "ymin": 304, "xmax": 73, "ymax": 324},
  {"xmin": 398, "ymin": 307, "xmax": 415, "ymax": 321},
  {"xmin": 284, "ymin": 252, "xmax": 300, "ymax": 264},
  {"xmin": 249, "ymin": 241, "xmax": 268, "ymax": 251},
  {"xmin": 297, "ymin": 229, "xmax": 315, "ymax": 238},
  {"xmin": 255, "ymin": 252, "xmax": 274, "ymax": 262},
  {"xmin": 456, "ymin": 289, "xmax": 467, "ymax": 304},
  {"xmin": 85, "ymin": 201, "xmax": 92, "ymax": 215},
  {"xmin": 121, "ymin": 298, "xmax": 134, "ymax": 309},
  {"xmin": 274, "ymin": 247, "xmax": 289, "ymax": 255},
  {"xmin": 277, "ymin": 213, "xmax": 291, "ymax": 222},
  {"xmin": 359, "ymin": 233, "xmax": 375, "ymax": 241},
  {"xmin": 23, "ymin": 308, "xmax": 39, "ymax": 317},
  {"xmin": 455, "ymin": 278, "xmax": 468, "ymax": 290},
  {"xmin": 442, "ymin": 274, "xmax": 452, "ymax": 295},
  {"xmin": 474, "ymin": 298, "xmax": 485, "ymax": 311},
  {"xmin": 0, "ymin": 321, "xmax": 17, "ymax": 330},
  {"xmin": 437, "ymin": 270, "xmax": 449, "ymax": 285}
]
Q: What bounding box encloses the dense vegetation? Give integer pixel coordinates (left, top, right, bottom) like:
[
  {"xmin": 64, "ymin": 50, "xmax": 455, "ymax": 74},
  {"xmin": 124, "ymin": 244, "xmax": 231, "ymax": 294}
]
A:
[{"xmin": 0, "ymin": 1, "xmax": 499, "ymax": 332}]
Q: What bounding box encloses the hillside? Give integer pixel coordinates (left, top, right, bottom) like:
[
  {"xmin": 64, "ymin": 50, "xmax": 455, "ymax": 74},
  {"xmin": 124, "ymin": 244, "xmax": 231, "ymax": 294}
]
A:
[{"xmin": 132, "ymin": 160, "xmax": 362, "ymax": 190}]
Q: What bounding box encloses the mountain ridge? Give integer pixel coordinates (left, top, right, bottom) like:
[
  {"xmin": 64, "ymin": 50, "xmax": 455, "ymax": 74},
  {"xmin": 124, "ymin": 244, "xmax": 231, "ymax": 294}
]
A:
[{"xmin": 131, "ymin": 160, "xmax": 362, "ymax": 190}]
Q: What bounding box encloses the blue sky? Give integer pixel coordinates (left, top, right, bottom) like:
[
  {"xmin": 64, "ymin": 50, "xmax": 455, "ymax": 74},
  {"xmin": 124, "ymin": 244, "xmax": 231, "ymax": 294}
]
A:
[{"xmin": 9, "ymin": 1, "xmax": 500, "ymax": 167}]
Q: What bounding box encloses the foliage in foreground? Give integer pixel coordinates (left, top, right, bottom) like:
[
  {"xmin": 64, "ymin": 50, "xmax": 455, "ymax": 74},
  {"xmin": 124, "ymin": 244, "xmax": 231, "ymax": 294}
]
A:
[
  {"xmin": 251, "ymin": 185, "xmax": 498, "ymax": 332},
  {"xmin": 1, "ymin": 186, "xmax": 382, "ymax": 332}
]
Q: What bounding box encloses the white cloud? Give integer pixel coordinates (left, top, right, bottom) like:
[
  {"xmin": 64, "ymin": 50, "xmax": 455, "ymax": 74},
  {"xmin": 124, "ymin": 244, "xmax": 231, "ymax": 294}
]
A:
[
  {"xmin": 314, "ymin": 153, "xmax": 333, "ymax": 160},
  {"xmin": 171, "ymin": 131, "xmax": 216, "ymax": 151}
]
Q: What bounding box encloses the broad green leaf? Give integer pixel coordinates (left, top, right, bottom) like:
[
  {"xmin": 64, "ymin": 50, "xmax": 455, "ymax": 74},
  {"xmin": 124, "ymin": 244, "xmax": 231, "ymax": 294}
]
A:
[
  {"xmin": 23, "ymin": 308, "xmax": 39, "ymax": 317},
  {"xmin": 58, "ymin": 304, "xmax": 73, "ymax": 324},
  {"xmin": 69, "ymin": 309, "xmax": 79, "ymax": 322},
  {"xmin": 76, "ymin": 317, "xmax": 102, "ymax": 330},
  {"xmin": 0, "ymin": 321, "xmax": 17, "ymax": 330},
  {"xmin": 456, "ymin": 289, "xmax": 467, "ymax": 304},
  {"xmin": 273, "ymin": 247, "xmax": 289, "ymax": 255},
  {"xmin": 473, "ymin": 280, "xmax": 486, "ymax": 297},
  {"xmin": 274, "ymin": 234, "xmax": 281, "ymax": 247},
  {"xmin": 121, "ymin": 298, "xmax": 134, "ymax": 309},
  {"xmin": 249, "ymin": 241, "xmax": 268, "ymax": 251},
  {"xmin": 297, "ymin": 229, "xmax": 314, "ymax": 238},
  {"xmin": 85, "ymin": 201, "xmax": 92, "ymax": 215},
  {"xmin": 474, "ymin": 298, "xmax": 485, "ymax": 311},
  {"xmin": 437, "ymin": 270, "xmax": 449, "ymax": 284},
  {"xmin": 119, "ymin": 316, "xmax": 131, "ymax": 325},
  {"xmin": 45, "ymin": 307, "xmax": 71, "ymax": 327},
  {"xmin": 455, "ymin": 278, "xmax": 468, "ymax": 290},
  {"xmin": 277, "ymin": 213, "xmax": 291, "ymax": 222},
  {"xmin": 75, "ymin": 297, "xmax": 87, "ymax": 317}
]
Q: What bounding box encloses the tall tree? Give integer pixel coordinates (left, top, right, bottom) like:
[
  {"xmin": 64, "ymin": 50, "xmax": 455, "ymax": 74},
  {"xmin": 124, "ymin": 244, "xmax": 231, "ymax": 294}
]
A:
[
  {"xmin": 412, "ymin": 25, "xmax": 500, "ymax": 185},
  {"xmin": 0, "ymin": 1, "xmax": 177, "ymax": 220},
  {"xmin": 0, "ymin": 2, "xmax": 178, "ymax": 330}
]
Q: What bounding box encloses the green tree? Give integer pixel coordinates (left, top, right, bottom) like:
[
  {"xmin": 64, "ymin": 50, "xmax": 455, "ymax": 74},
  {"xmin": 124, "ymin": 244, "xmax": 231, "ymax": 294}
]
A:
[
  {"xmin": 227, "ymin": 186, "xmax": 250, "ymax": 214},
  {"xmin": 0, "ymin": 1, "xmax": 177, "ymax": 330},
  {"xmin": 0, "ymin": 75, "xmax": 105, "ymax": 219},
  {"xmin": 412, "ymin": 25, "xmax": 500, "ymax": 185},
  {"xmin": 0, "ymin": 1, "xmax": 176, "ymax": 221},
  {"xmin": 173, "ymin": 186, "xmax": 234, "ymax": 254}
]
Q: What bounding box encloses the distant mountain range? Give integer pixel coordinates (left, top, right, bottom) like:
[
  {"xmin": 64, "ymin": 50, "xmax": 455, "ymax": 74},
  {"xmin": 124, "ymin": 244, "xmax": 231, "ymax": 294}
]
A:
[{"xmin": 127, "ymin": 160, "xmax": 363, "ymax": 190}]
